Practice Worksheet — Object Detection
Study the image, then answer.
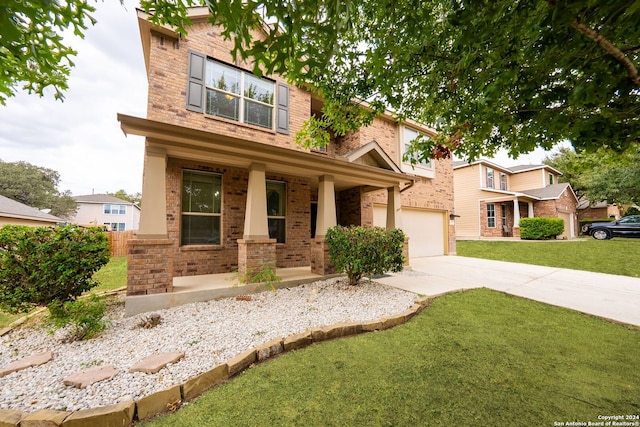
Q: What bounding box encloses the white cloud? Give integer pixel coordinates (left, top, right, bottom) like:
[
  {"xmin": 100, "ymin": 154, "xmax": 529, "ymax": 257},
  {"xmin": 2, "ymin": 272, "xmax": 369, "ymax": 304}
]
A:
[{"xmin": 0, "ymin": 0, "xmax": 147, "ymax": 196}]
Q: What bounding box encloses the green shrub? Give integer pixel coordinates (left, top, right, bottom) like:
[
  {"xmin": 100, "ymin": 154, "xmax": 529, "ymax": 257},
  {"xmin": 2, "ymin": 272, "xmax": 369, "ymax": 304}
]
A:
[
  {"xmin": 48, "ymin": 295, "xmax": 108, "ymax": 342},
  {"xmin": 325, "ymin": 225, "xmax": 405, "ymax": 285},
  {"xmin": 0, "ymin": 225, "xmax": 110, "ymax": 313},
  {"xmin": 520, "ymin": 217, "xmax": 564, "ymax": 240},
  {"xmin": 624, "ymin": 206, "xmax": 640, "ymax": 216}
]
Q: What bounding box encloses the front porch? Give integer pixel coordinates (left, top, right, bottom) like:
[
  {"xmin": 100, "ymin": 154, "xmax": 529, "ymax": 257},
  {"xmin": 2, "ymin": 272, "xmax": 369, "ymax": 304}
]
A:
[{"xmin": 125, "ymin": 266, "xmax": 341, "ymax": 316}]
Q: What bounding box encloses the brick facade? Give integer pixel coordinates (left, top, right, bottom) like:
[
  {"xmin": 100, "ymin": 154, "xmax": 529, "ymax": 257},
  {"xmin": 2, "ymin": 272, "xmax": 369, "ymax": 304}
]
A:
[{"xmin": 127, "ymin": 239, "xmax": 174, "ymax": 295}]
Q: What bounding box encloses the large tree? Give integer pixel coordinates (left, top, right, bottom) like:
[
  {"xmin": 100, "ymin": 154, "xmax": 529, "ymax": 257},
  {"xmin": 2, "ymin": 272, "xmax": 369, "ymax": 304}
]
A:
[
  {"xmin": 544, "ymin": 145, "xmax": 640, "ymax": 205},
  {"xmin": 107, "ymin": 189, "xmax": 141, "ymax": 206},
  {"xmin": 0, "ymin": 160, "xmax": 77, "ymax": 219},
  {"xmin": 2, "ymin": 1, "xmax": 638, "ymax": 161},
  {"xmin": 141, "ymin": 0, "xmax": 639, "ymax": 161}
]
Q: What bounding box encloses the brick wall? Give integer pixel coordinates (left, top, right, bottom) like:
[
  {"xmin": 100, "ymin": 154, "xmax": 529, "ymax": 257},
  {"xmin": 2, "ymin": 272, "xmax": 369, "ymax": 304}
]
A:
[{"xmin": 127, "ymin": 239, "xmax": 173, "ymax": 295}]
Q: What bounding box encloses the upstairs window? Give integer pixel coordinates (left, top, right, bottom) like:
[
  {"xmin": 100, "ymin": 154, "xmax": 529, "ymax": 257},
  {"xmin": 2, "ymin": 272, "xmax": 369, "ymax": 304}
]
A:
[
  {"xmin": 403, "ymin": 127, "xmax": 433, "ymax": 169},
  {"xmin": 486, "ymin": 168, "xmax": 494, "ymax": 188},
  {"xmin": 205, "ymin": 60, "xmax": 274, "ymax": 129},
  {"xmin": 500, "ymin": 173, "xmax": 507, "ymax": 190},
  {"xmin": 549, "ymin": 173, "xmax": 554, "ymax": 185},
  {"xmin": 104, "ymin": 204, "xmax": 126, "ymax": 215}
]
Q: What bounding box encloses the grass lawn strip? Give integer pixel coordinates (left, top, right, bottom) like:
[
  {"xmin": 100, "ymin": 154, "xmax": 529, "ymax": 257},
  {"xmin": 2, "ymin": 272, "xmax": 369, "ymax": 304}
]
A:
[{"xmin": 141, "ymin": 289, "xmax": 640, "ymax": 427}]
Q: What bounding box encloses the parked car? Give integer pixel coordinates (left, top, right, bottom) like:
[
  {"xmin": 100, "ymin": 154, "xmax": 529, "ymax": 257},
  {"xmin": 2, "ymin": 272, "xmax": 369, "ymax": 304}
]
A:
[{"xmin": 582, "ymin": 215, "xmax": 640, "ymax": 240}]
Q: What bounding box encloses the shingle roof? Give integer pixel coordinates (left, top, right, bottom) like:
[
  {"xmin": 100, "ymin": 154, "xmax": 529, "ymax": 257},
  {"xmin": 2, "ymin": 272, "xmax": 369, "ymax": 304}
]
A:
[
  {"xmin": 520, "ymin": 183, "xmax": 571, "ymax": 199},
  {"xmin": 0, "ymin": 195, "xmax": 63, "ymax": 223},
  {"xmin": 74, "ymin": 194, "xmax": 136, "ymax": 205}
]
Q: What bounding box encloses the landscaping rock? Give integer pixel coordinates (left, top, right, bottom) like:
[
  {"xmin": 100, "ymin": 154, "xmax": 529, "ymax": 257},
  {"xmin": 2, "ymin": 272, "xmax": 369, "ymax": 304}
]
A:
[
  {"xmin": 227, "ymin": 349, "xmax": 256, "ymax": 376},
  {"xmin": 135, "ymin": 385, "xmax": 181, "ymax": 421},
  {"xmin": 63, "ymin": 365, "xmax": 119, "ymax": 389},
  {"xmin": 20, "ymin": 409, "xmax": 71, "ymax": 427},
  {"xmin": 255, "ymin": 338, "xmax": 284, "ymax": 361},
  {"xmin": 283, "ymin": 330, "xmax": 313, "ymax": 352},
  {"xmin": 0, "ymin": 409, "xmax": 23, "ymax": 427},
  {"xmin": 61, "ymin": 401, "xmax": 134, "ymax": 427},
  {"xmin": 0, "ymin": 351, "xmax": 53, "ymax": 378},
  {"xmin": 129, "ymin": 351, "xmax": 185, "ymax": 374},
  {"xmin": 182, "ymin": 364, "xmax": 229, "ymax": 401}
]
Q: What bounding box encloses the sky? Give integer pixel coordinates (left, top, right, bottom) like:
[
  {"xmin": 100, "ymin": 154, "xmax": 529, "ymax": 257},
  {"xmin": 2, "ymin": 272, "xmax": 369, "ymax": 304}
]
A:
[{"xmin": 0, "ymin": 1, "xmax": 566, "ymax": 197}]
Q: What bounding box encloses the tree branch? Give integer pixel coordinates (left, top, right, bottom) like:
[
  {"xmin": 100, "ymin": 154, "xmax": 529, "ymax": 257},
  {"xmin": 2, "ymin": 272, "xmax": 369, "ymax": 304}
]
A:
[{"xmin": 571, "ymin": 20, "xmax": 640, "ymax": 87}]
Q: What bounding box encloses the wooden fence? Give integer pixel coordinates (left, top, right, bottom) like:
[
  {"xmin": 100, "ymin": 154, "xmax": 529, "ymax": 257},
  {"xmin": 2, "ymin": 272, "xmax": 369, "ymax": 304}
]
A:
[{"xmin": 108, "ymin": 230, "xmax": 136, "ymax": 257}]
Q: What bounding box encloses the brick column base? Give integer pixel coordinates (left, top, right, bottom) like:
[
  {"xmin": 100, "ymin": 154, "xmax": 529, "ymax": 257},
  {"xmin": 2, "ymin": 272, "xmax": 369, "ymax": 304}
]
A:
[
  {"xmin": 403, "ymin": 237, "xmax": 410, "ymax": 266},
  {"xmin": 237, "ymin": 239, "xmax": 277, "ymax": 278},
  {"xmin": 512, "ymin": 227, "xmax": 521, "ymax": 238},
  {"xmin": 127, "ymin": 239, "xmax": 174, "ymax": 296},
  {"xmin": 310, "ymin": 238, "xmax": 335, "ymax": 275}
]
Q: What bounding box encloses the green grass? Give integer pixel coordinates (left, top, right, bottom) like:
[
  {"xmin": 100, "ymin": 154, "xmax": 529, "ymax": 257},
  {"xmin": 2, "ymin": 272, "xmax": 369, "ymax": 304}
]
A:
[
  {"xmin": 141, "ymin": 289, "xmax": 640, "ymax": 427},
  {"xmin": 91, "ymin": 256, "xmax": 127, "ymax": 293},
  {"xmin": 457, "ymin": 238, "xmax": 640, "ymax": 277},
  {"xmin": 0, "ymin": 256, "xmax": 127, "ymax": 329}
]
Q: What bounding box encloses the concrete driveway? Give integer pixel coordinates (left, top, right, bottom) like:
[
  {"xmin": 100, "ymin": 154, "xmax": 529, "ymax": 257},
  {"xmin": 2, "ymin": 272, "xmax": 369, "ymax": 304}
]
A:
[{"xmin": 376, "ymin": 256, "xmax": 640, "ymax": 327}]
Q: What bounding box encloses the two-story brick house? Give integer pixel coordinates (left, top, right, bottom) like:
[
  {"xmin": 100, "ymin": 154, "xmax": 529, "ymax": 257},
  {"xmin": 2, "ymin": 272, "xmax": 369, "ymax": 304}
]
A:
[
  {"xmin": 117, "ymin": 7, "xmax": 456, "ymax": 298},
  {"xmin": 453, "ymin": 160, "xmax": 578, "ymax": 239}
]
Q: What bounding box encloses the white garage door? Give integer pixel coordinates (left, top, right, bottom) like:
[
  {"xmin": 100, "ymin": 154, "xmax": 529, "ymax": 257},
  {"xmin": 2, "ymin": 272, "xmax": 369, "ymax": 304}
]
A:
[{"xmin": 373, "ymin": 206, "xmax": 446, "ymax": 257}]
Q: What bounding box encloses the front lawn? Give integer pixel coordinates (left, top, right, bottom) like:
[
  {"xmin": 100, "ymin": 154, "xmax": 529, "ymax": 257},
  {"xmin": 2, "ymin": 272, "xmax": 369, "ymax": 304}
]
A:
[
  {"xmin": 457, "ymin": 238, "xmax": 640, "ymax": 277},
  {"xmin": 141, "ymin": 289, "xmax": 640, "ymax": 427}
]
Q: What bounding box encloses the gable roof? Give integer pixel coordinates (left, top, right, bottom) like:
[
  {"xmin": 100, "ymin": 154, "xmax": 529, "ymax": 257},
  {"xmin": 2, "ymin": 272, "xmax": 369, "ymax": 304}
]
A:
[
  {"xmin": 74, "ymin": 194, "xmax": 138, "ymax": 206},
  {"xmin": 344, "ymin": 140, "xmax": 402, "ymax": 173},
  {"xmin": 453, "ymin": 159, "xmax": 562, "ymax": 176},
  {"xmin": 0, "ymin": 195, "xmax": 62, "ymax": 223},
  {"xmin": 519, "ymin": 183, "xmax": 576, "ymax": 201}
]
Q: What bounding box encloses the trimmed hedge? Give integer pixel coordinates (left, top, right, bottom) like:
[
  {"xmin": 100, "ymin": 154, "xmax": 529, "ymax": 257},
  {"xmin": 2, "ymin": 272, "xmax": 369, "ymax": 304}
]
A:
[
  {"xmin": 0, "ymin": 225, "xmax": 110, "ymax": 313},
  {"xmin": 325, "ymin": 225, "xmax": 405, "ymax": 285},
  {"xmin": 520, "ymin": 217, "xmax": 564, "ymax": 240}
]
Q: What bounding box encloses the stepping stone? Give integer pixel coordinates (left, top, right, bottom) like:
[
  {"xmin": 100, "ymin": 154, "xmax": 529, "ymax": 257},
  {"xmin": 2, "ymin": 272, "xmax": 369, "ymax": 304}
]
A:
[
  {"xmin": 0, "ymin": 351, "xmax": 53, "ymax": 378},
  {"xmin": 63, "ymin": 365, "xmax": 119, "ymax": 389},
  {"xmin": 129, "ymin": 351, "xmax": 185, "ymax": 374}
]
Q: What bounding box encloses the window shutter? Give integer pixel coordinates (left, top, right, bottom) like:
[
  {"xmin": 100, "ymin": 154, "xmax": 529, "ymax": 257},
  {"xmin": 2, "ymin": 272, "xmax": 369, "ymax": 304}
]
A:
[
  {"xmin": 186, "ymin": 51, "xmax": 206, "ymax": 113},
  {"xmin": 276, "ymin": 83, "xmax": 289, "ymax": 134}
]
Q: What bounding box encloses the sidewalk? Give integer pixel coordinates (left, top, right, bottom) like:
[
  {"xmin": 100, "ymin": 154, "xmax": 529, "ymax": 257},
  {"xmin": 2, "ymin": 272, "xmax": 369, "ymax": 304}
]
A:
[{"xmin": 376, "ymin": 256, "xmax": 640, "ymax": 327}]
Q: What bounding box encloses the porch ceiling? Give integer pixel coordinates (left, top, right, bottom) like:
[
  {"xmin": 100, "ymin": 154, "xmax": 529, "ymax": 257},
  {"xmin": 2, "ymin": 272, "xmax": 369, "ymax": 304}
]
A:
[{"xmin": 118, "ymin": 114, "xmax": 413, "ymax": 191}]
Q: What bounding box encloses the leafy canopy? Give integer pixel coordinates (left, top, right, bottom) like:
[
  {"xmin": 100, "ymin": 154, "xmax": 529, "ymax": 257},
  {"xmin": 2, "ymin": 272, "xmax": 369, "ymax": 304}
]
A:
[
  {"xmin": 544, "ymin": 145, "xmax": 640, "ymax": 205},
  {"xmin": 0, "ymin": 160, "xmax": 77, "ymax": 219},
  {"xmin": 141, "ymin": 0, "xmax": 639, "ymax": 160}
]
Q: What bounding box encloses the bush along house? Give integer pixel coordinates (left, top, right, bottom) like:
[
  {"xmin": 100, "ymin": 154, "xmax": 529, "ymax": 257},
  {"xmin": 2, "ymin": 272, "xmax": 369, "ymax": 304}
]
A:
[{"xmin": 117, "ymin": 7, "xmax": 456, "ymax": 312}]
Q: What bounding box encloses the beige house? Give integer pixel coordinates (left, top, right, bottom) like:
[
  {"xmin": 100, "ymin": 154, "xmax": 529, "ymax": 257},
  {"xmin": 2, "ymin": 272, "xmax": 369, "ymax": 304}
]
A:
[
  {"xmin": 71, "ymin": 194, "xmax": 141, "ymax": 231},
  {"xmin": 453, "ymin": 160, "xmax": 578, "ymax": 239},
  {"xmin": 0, "ymin": 195, "xmax": 62, "ymax": 227},
  {"xmin": 117, "ymin": 7, "xmax": 456, "ymax": 299}
]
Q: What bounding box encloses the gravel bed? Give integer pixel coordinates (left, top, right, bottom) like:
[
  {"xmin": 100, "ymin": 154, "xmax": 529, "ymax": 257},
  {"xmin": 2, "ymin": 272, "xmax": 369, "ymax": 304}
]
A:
[{"xmin": 0, "ymin": 278, "xmax": 416, "ymax": 413}]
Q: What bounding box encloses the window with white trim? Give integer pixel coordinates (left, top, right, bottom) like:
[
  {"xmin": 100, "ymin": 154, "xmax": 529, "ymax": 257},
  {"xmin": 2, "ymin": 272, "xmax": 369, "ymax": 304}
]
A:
[
  {"xmin": 205, "ymin": 60, "xmax": 274, "ymax": 129},
  {"xmin": 104, "ymin": 222, "xmax": 125, "ymax": 231},
  {"xmin": 549, "ymin": 173, "xmax": 554, "ymax": 185},
  {"xmin": 181, "ymin": 170, "xmax": 222, "ymax": 246},
  {"xmin": 104, "ymin": 204, "xmax": 126, "ymax": 215},
  {"xmin": 401, "ymin": 126, "xmax": 435, "ymax": 178},
  {"xmin": 487, "ymin": 203, "xmax": 496, "ymax": 228},
  {"xmin": 500, "ymin": 173, "xmax": 507, "ymax": 190},
  {"xmin": 486, "ymin": 168, "xmax": 494, "ymax": 188},
  {"xmin": 266, "ymin": 180, "xmax": 286, "ymax": 243}
]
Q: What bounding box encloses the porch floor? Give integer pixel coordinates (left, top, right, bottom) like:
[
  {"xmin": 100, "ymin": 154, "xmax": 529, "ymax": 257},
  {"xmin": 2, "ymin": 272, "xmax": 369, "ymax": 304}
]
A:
[{"xmin": 124, "ymin": 267, "xmax": 338, "ymax": 316}]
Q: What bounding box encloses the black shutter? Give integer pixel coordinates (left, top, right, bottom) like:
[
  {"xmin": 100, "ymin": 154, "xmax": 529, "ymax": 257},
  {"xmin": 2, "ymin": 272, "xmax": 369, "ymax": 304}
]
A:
[
  {"xmin": 186, "ymin": 51, "xmax": 206, "ymax": 113},
  {"xmin": 276, "ymin": 83, "xmax": 289, "ymax": 134}
]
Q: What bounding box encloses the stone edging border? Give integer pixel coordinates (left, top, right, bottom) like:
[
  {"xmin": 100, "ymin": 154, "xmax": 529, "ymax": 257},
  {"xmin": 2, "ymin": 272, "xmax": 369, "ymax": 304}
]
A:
[{"xmin": 0, "ymin": 291, "xmax": 458, "ymax": 427}]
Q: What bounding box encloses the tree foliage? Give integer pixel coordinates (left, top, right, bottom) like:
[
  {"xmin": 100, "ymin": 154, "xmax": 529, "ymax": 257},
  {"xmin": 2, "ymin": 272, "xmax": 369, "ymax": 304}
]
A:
[
  {"xmin": 107, "ymin": 189, "xmax": 141, "ymax": 206},
  {"xmin": 544, "ymin": 144, "xmax": 640, "ymax": 205},
  {"xmin": 141, "ymin": 0, "xmax": 640, "ymax": 160},
  {"xmin": 0, "ymin": 160, "xmax": 77, "ymax": 219},
  {"xmin": 0, "ymin": 0, "xmax": 99, "ymax": 104}
]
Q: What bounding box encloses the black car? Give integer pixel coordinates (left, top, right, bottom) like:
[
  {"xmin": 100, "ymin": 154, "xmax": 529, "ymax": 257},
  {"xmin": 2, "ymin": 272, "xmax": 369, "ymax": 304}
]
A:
[{"xmin": 582, "ymin": 215, "xmax": 640, "ymax": 240}]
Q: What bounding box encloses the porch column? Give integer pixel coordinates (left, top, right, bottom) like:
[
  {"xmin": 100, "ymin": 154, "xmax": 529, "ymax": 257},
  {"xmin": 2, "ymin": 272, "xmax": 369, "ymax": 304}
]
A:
[
  {"xmin": 528, "ymin": 202, "xmax": 534, "ymax": 218},
  {"xmin": 243, "ymin": 163, "xmax": 269, "ymax": 239},
  {"xmin": 138, "ymin": 146, "xmax": 167, "ymax": 239},
  {"xmin": 513, "ymin": 198, "xmax": 521, "ymax": 228},
  {"xmin": 127, "ymin": 145, "xmax": 173, "ymax": 296},
  {"xmin": 311, "ymin": 175, "xmax": 337, "ymax": 275},
  {"xmin": 386, "ymin": 186, "xmax": 402, "ymax": 230},
  {"xmin": 315, "ymin": 175, "xmax": 337, "ymax": 238},
  {"xmin": 238, "ymin": 163, "xmax": 275, "ymax": 277}
]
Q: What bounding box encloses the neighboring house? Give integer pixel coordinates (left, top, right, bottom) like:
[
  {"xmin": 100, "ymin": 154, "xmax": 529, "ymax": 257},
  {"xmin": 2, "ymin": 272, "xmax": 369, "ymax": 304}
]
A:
[
  {"xmin": 0, "ymin": 195, "xmax": 62, "ymax": 227},
  {"xmin": 577, "ymin": 200, "xmax": 620, "ymax": 220},
  {"xmin": 116, "ymin": 7, "xmax": 456, "ymax": 297},
  {"xmin": 453, "ymin": 160, "xmax": 578, "ymax": 239},
  {"xmin": 71, "ymin": 194, "xmax": 141, "ymax": 231}
]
